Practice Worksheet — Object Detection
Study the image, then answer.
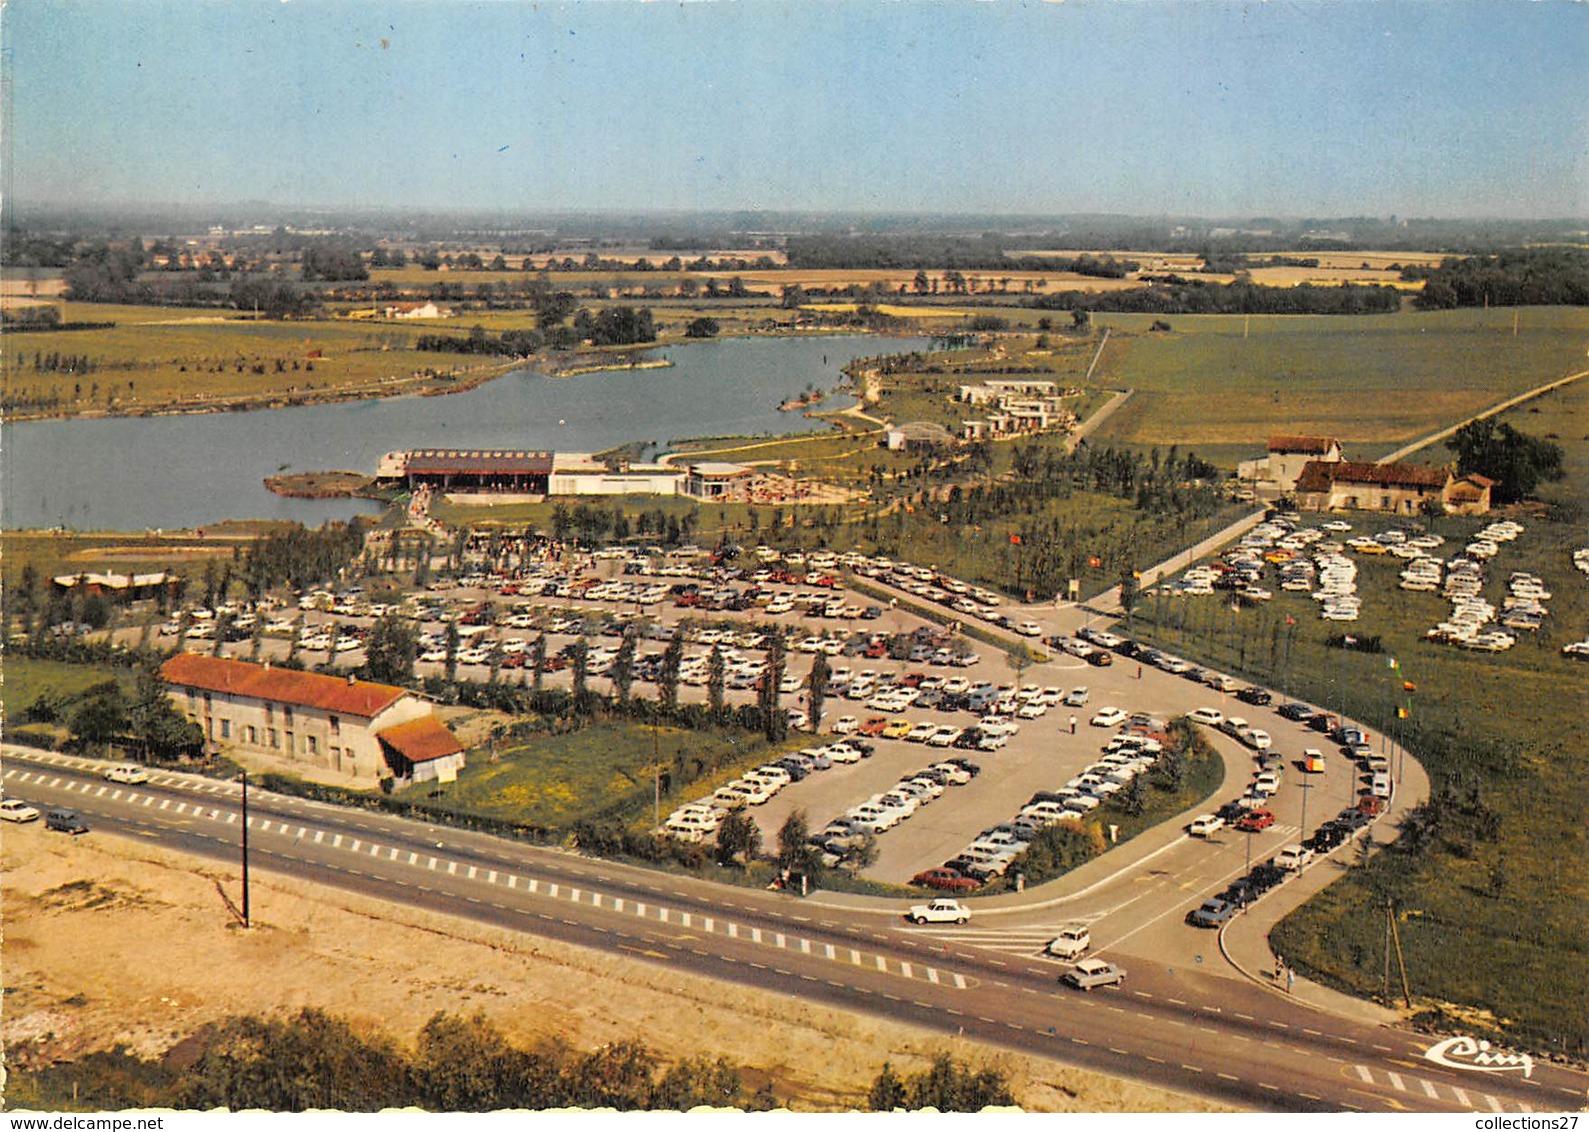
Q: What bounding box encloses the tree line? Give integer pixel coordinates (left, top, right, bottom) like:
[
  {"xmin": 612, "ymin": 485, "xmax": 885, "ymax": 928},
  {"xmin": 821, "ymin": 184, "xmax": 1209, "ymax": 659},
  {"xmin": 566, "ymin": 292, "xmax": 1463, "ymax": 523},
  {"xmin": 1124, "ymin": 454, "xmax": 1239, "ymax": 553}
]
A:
[
  {"xmin": 20, "ymin": 1008, "xmax": 778, "ymax": 1112},
  {"xmin": 1408, "ymin": 247, "xmax": 1589, "ymax": 308},
  {"xmin": 1028, "ymin": 279, "xmax": 1401, "ymax": 316}
]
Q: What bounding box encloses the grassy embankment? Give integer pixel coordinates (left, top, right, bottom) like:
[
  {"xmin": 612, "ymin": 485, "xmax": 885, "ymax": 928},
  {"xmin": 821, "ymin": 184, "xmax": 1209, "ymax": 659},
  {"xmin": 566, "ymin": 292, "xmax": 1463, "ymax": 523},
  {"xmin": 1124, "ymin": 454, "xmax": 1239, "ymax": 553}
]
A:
[{"xmin": 1126, "ymin": 377, "xmax": 1589, "ymax": 1056}]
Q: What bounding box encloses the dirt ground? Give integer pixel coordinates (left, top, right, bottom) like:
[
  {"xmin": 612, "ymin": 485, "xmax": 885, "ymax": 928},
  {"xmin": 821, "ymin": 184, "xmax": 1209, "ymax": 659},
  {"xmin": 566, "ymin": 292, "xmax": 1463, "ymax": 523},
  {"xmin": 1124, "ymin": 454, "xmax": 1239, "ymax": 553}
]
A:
[{"xmin": 1, "ymin": 831, "xmax": 1232, "ymax": 1112}]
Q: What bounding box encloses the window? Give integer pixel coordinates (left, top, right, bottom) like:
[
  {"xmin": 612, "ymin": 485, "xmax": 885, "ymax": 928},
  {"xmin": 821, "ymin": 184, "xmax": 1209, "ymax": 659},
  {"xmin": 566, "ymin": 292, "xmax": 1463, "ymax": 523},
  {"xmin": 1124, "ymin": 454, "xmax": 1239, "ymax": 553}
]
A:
[
  {"xmin": 307, "ymin": 735, "xmax": 318, "ymax": 755},
  {"xmin": 285, "ymin": 730, "xmax": 294, "ymax": 752},
  {"xmin": 283, "ymin": 706, "xmax": 294, "ymax": 725},
  {"xmin": 329, "ymin": 715, "xmax": 341, "ymax": 736},
  {"xmin": 268, "ymin": 729, "xmax": 279, "ymax": 749},
  {"xmin": 264, "ymin": 703, "xmax": 273, "ymax": 724},
  {"xmin": 220, "ymin": 719, "xmax": 232, "ymax": 739},
  {"xmin": 245, "ymin": 725, "xmax": 257, "ymax": 745}
]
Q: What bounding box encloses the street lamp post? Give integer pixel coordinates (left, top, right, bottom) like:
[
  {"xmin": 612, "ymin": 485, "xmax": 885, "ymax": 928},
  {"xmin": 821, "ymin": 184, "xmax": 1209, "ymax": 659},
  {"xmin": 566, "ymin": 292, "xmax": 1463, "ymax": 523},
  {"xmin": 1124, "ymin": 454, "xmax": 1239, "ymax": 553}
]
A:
[{"xmin": 239, "ymin": 771, "xmax": 251, "ymax": 929}]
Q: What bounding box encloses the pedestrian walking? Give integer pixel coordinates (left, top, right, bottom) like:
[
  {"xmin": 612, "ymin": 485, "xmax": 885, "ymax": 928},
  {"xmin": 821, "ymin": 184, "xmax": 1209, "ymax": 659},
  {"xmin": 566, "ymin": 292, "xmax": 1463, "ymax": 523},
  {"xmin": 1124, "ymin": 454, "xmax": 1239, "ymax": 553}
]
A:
[
  {"xmin": 1286, "ymin": 965, "xmax": 1295, "ymax": 995},
  {"xmin": 1069, "ymin": 715, "xmax": 1077, "ymax": 735}
]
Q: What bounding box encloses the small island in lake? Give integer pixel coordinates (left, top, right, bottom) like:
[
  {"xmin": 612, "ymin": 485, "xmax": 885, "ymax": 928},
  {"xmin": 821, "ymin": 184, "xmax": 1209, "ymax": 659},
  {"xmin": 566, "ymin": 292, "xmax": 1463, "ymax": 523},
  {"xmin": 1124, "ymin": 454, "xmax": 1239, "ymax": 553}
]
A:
[
  {"xmin": 779, "ymin": 390, "xmax": 825, "ymax": 411},
  {"xmin": 264, "ymin": 471, "xmax": 377, "ymax": 498}
]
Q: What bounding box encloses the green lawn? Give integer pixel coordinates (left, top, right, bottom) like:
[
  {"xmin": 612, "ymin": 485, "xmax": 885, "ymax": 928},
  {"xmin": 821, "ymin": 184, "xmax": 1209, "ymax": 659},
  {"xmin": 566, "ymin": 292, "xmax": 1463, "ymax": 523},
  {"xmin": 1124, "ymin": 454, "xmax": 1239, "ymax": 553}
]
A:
[
  {"xmin": 1088, "ymin": 307, "xmax": 1589, "ymax": 457},
  {"xmin": 2, "ymin": 657, "xmax": 136, "ymax": 729}
]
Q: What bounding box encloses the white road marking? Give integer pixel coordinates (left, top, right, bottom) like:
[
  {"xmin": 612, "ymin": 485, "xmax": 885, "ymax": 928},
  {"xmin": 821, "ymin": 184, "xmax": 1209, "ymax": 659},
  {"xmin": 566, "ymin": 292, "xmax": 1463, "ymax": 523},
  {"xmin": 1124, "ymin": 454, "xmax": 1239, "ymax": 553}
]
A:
[
  {"xmin": 1450, "ymin": 1086, "xmax": 1470, "ymax": 1107},
  {"xmin": 1355, "ymin": 1066, "xmax": 1374, "ymax": 1083},
  {"xmin": 1387, "ymin": 1072, "xmax": 1404, "ymax": 1091}
]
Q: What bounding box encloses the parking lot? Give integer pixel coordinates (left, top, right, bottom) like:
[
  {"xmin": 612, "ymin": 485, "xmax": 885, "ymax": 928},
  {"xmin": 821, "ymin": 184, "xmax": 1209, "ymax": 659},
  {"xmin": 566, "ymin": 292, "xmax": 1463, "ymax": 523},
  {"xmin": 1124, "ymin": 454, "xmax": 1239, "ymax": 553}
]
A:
[{"xmin": 113, "ymin": 538, "xmax": 1405, "ymax": 894}]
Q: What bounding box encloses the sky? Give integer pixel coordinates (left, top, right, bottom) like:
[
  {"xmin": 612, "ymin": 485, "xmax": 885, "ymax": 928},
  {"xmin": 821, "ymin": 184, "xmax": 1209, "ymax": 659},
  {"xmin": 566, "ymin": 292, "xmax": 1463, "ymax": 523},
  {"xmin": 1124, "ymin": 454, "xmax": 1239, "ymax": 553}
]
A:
[{"xmin": 5, "ymin": 0, "xmax": 1586, "ymax": 219}]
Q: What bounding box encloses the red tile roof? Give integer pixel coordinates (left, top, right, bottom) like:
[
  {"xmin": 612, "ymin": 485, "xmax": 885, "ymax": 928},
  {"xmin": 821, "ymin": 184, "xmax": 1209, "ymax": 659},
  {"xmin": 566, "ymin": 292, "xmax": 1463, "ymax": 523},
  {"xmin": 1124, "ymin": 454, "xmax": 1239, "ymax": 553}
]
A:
[
  {"xmin": 404, "ymin": 449, "xmax": 553, "ymax": 476},
  {"xmin": 1268, "ymin": 435, "xmax": 1340, "ymax": 455},
  {"xmin": 377, "ymin": 716, "xmax": 465, "ymax": 763},
  {"xmin": 1294, "ymin": 460, "xmax": 1451, "ymax": 494},
  {"xmin": 160, "ymin": 654, "xmax": 407, "ymax": 719}
]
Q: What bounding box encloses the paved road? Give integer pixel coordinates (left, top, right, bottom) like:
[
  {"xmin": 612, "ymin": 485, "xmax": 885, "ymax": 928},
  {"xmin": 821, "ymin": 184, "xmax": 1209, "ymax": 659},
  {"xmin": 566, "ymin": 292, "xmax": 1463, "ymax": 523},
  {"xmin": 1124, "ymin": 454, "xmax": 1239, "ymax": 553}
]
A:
[{"xmin": 7, "ymin": 748, "xmax": 1581, "ymax": 1114}]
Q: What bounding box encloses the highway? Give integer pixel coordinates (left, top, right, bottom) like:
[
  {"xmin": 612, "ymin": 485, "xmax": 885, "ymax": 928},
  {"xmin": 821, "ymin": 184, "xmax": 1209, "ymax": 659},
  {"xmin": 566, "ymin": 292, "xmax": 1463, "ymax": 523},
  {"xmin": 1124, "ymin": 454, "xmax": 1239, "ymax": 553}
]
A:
[{"xmin": 7, "ymin": 746, "xmax": 1582, "ymax": 1114}]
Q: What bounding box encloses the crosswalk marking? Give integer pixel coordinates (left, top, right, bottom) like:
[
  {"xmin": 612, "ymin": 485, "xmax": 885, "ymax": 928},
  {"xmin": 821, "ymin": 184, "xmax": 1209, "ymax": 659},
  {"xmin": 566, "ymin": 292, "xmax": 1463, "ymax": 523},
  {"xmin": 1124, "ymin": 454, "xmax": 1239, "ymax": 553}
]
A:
[
  {"xmin": 1355, "ymin": 1066, "xmax": 1374, "ymax": 1083},
  {"xmin": 1387, "ymin": 1071, "xmax": 1404, "ymax": 1091},
  {"xmin": 1451, "ymin": 1087, "xmax": 1470, "ymax": 1107}
]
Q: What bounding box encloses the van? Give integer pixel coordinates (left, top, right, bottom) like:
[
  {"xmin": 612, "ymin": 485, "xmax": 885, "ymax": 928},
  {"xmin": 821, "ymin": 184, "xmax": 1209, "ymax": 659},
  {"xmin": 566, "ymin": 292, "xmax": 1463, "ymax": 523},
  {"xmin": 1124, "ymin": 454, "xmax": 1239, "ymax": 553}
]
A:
[
  {"xmin": 1369, "ymin": 772, "xmax": 1392, "ymax": 798},
  {"xmin": 45, "ymin": 808, "xmax": 89, "ymax": 835}
]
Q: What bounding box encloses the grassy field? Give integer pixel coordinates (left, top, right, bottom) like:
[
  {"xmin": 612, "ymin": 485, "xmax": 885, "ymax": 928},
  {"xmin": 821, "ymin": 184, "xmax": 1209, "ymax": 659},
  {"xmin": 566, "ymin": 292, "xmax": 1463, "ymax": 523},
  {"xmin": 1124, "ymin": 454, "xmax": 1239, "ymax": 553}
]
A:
[
  {"xmin": 0, "ymin": 527, "xmax": 286, "ymax": 593},
  {"xmin": 1, "ymin": 658, "xmax": 137, "ymax": 727},
  {"xmin": 2, "ymin": 304, "xmax": 490, "ymax": 416},
  {"xmin": 1087, "ymin": 307, "xmax": 1589, "ymax": 459},
  {"xmin": 1128, "ymin": 422, "xmax": 1589, "ymax": 1055}
]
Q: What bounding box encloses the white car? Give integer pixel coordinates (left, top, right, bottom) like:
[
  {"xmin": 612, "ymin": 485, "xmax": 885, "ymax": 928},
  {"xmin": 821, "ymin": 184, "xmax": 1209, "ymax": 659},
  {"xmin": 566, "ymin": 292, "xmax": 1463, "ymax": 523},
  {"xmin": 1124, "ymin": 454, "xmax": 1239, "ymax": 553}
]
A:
[
  {"xmin": 1062, "ymin": 687, "xmax": 1090, "ymax": 707},
  {"xmin": 0, "ymin": 799, "xmax": 41, "ymax": 822},
  {"xmin": 1045, "ymin": 923, "xmax": 1092, "ymax": 960},
  {"xmin": 1015, "ymin": 621, "xmax": 1044, "ymax": 637},
  {"xmin": 1239, "ymin": 727, "xmax": 1273, "ymax": 751},
  {"xmin": 103, "ymin": 764, "xmax": 150, "ymax": 785},
  {"xmin": 925, "ymin": 726, "xmax": 963, "ymax": 748},
  {"xmin": 1187, "ymin": 707, "xmax": 1224, "ymax": 726},
  {"xmin": 1188, "ymin": 814, "xmax": 1225, "ymax": 837},
  {"xmin": 1276, "ymin": 844, "xmax": 1315, "ymax": 871},
  {"xmin": 1090, "ymin": 707, "xmax": 1128, "ymax": 727},
  {"xmin": 831, "ymin": 715, "xmax": 859, "ymax": 735},
  {"xmin": 907, "ymin": 898, "xmax": 972, "ymax": 924}
]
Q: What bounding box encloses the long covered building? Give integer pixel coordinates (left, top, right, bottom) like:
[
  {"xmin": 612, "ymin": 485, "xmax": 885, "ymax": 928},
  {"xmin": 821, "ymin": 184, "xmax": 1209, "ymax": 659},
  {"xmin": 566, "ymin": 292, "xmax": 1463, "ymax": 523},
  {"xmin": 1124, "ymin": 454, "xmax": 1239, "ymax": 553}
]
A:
[{"xmin": 376, "ymin": 449, "xmax": 555, "ymax": 493}]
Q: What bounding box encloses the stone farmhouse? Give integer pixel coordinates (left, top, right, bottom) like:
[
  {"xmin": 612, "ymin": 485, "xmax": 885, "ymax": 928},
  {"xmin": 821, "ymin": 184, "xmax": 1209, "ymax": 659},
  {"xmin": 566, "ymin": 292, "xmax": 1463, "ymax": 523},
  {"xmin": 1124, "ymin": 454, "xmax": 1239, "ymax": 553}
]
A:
[{"xmin": 161, "ymin": 654, "xmax": 464, "ymax": 789}]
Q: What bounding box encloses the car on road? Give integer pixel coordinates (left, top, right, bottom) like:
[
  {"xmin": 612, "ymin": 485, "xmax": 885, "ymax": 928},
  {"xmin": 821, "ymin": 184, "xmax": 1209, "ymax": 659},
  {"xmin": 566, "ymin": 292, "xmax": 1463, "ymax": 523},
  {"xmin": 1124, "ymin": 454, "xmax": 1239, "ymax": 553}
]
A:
[
  {"xmin": 1063, "ymin": 687, "xmax": 1090, "ymax": 707},
  {"xmin": 1234, "ymin": 809, "xmax": 1275, "ymax": 832},
  {"xmin": 1236, "ymin": 686, "xmax": 1273, "ymax": 706},
  {"xmin": 1238, "ymin": 726, "xmax": 1273, "ymax": 751},
  {"xmin": 1302, "ymin": 749, "xmax": 1328, "ymax": 774},
  {"xmin": 1277, "ymin": 702, "xmax": 1316, "ymax": 722},
  {"xmin": 1015, "ymin": 621, "xmax": 1044, "ymax": 637},
  {"xmin": 1186, "ymin": 707, "xmax": 1224, "ymax": 726},
  {"xmin": 1061, "ymin": 958, "xmax": 1126, "ymax": 990},
  {"xmin": 1186, "ymin": 897, "xmax": 1237, "ymax": 928},
  {"xmin": 103, "ymin": 764, "xmax": 150, "ymax": 785},
  {"xmin": 1276, "ymin": 844, "xmax": 1315, "ymax": 872},
  {"xmin": 1089, "ymin": 707, "xmax": 1128, "ymax": 728},
  {"xmin": 1188, "ymin": 814, "xmax": 1225, "ymax": 837},
  {"xmin": 1044, "ymin": 923, "xmax": 1092, "ymax": 959},
  {"xmin": 906, "ymin": 898, "xmax": 971, "ymax": 924},
  {"xmin": 0, "ymin": 798, "xmax": 41, "ymax": 823},
  {"xmin": 910, "ymin": 868, "xmax": 980, "ymax": 893},
  {"xmin": 45, "ymin": 808, "xmax": 90, "ymax": 835}
]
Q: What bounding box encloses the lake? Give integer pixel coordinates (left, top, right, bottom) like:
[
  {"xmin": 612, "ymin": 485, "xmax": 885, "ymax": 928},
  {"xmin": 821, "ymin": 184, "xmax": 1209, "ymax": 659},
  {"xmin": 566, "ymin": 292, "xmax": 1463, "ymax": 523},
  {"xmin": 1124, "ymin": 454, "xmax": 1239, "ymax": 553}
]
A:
[{"xmin": 2, "ymin": 334, "xmax": 931, "ymax": 532}]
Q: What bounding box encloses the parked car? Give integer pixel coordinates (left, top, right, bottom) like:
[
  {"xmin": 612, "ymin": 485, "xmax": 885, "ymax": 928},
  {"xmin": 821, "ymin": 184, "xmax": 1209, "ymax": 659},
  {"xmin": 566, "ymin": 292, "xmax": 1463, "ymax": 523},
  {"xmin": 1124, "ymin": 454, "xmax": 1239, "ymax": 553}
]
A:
[
  {"xmin": 1063, "ymin": 687, "xmax": 1091, "ymax": 707},
  {"xmin": 911, "ymin": 868, "xmax": 980, "ymax": 893},
  {"xmin": 1302, "ymin": 749, "xmax": 1328, "ymax": 774},
  {"xmin": 1188, "ymin": 814, "xmax": 1225, "ymax": 837},
  {"xmin": 906, "ymin": 898, "xmax": 971, "ymax": 924},
  {"xmin": 1186, "ymin": 897, "xmax": 1237, "ymax": 928},
  {"xmin": 1276, "ymin": 844, "xmax": 1315, "ymax": 872},
  {"xmin": 0, "ymin": 798, "xmax": 41, "ymax": 823},
  {"xmin": 1089, "ymin": 707, "xmax": 1128, "ymax": 727},
  {"xmin": 1186, "ymin": 707, "xmax": 1224, "ymax": 726},
  {"xmin": 1044, "ymin": 923, "xmax": 1092, "ymax": 959},
  {"xmin": 1236, "ymin": 686, "xmax": 1273, "ymax": 706},
  {"xmin": 1062, "ymin": 958, "xmax": 1126, "ymax": 990}
]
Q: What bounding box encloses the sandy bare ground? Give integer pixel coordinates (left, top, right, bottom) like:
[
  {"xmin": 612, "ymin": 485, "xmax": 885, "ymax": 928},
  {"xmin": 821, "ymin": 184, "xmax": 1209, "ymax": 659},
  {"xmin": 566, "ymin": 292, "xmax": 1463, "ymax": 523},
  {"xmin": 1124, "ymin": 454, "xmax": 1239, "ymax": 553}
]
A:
[{"xmin": 2, "ymin": 831, "xmax": 1229, "ymax": 1112}]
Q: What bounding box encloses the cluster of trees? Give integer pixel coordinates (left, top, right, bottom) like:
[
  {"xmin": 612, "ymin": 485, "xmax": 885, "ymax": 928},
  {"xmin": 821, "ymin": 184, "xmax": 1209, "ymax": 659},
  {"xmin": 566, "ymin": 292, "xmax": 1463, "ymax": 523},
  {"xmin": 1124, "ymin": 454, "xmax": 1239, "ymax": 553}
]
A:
[
  {"xmin": 22, "ymin": 348, "xmax": 100, "ymax": 375},
  {"xmin": 1446, "ymin": 418, "xmax": 1565, "ymax": 505},
  {"xmin": 229, "ymin": 273, "xmax": 318, "ymax": 318},
  {"xmin": 300, "ymin": 241, "xmax": 370, "ymax": 282},
  {"xmin": 32, "ymin": 1008, "xmax": 777, "ymax": 1112},
  {"xmin": 867, "ymin": 1055, "xmax": 1017, "ymax": 1112},
  {"xmin": 238, "ymin": 519, "xmax": 370, "ymax": 596},
  {"xmin": 18, "ymin": 669, "xmax": 202, "ymax": 761},
  {"xmin": 1029, "ymin": 279, "xmax": 1401, "ymax": 316},
  {"xmin": 684, "ymin": 316, "xmax": 720, "ymax": 338},
  {"xmin": 1408, "ymin": 248, "xmax": 1589, "ymax": 308},
  {"xmin": 546, "ymin": 502, "xmax": 699, "ymax": 546},
  {"xmin": 415, "ymin": 326, "xmax": 544, "ymax": 357},
  {"xmin": 572, "ymin": 305, "xmax": 657, "ymax": 346}
]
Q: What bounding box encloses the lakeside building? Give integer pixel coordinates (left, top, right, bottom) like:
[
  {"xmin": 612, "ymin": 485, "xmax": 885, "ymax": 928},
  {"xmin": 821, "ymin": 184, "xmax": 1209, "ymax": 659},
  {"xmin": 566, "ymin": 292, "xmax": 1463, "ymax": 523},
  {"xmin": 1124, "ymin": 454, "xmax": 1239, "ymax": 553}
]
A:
[
  {"xmin": 375, "ymin": 449, "xmax": 753, "ymax": 501},
  {"xmin": 161, "ymin": 654, "xmax": 464, "ymax": 789}
]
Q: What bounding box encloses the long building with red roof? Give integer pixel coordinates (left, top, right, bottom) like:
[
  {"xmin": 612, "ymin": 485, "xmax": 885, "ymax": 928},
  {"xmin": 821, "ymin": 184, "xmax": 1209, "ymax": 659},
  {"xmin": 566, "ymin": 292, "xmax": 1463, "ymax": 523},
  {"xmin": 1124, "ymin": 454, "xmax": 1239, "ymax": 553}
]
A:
[{"xmin": 160, "ymin": 654, "xmax": 464, "ymax": 788}]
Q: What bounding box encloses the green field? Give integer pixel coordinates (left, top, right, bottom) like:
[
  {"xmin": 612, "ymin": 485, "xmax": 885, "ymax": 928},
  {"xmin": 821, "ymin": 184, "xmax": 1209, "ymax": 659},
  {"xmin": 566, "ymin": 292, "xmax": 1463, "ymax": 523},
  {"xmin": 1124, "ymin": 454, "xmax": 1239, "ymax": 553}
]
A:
[
  {"xmin": 1127, "ymin": 388, "xmax": 1589, "ymax": 1054},
  {"xmin": 1087, "ymin": 307, "xmax": 1589, "ymax": 462},
  {"xmin": 2, "ymin": 657, "xmax": 137, "ymax": 727}
]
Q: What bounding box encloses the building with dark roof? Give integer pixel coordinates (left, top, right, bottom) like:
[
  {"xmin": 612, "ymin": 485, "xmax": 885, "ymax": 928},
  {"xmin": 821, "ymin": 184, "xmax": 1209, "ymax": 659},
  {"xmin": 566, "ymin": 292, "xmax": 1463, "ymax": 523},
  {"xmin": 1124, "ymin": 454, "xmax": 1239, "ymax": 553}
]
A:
[
  {"xmin": 161, "ymin": 654, "xmax": 463, "ymax": 789},
  {"xmin": 376, "ymin": 449, "xmax": 554, "ymax": 494},
  {"xmin": 1293, "ymin": 459, "xmax": 1468, "ymax": 515}
]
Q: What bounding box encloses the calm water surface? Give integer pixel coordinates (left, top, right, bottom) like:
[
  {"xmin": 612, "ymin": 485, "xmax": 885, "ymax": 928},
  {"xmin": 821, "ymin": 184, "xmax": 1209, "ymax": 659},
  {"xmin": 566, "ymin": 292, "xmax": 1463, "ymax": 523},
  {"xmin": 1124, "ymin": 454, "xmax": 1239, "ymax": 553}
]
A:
[{"xmin": 3, "ymin": 335, "xmax": 929, "ymax": 531}]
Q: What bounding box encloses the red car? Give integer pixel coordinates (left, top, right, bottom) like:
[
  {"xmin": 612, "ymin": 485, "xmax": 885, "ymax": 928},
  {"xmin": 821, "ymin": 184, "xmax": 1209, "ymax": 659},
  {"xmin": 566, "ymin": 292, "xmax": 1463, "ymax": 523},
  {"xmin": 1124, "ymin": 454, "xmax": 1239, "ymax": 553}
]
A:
[
  {"xmin": 911, "ymin": 868, "xmax": 980, "ymax": 893},
  {"xmin": 858, "ymin": 717, "xmax": 889, "ymax": 737},
  {"xmin": 1235, "ymin": 809, "xmax": 1275, "ymax": 832}
]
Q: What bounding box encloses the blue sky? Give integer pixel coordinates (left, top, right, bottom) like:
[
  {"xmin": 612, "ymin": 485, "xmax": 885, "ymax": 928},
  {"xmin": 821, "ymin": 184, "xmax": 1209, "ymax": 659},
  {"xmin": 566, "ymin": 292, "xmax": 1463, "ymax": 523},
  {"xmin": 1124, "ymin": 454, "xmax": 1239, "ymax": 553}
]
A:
[{"xmin": 6, "ymin": 0, "xmax": 1585, "ymax": 218}]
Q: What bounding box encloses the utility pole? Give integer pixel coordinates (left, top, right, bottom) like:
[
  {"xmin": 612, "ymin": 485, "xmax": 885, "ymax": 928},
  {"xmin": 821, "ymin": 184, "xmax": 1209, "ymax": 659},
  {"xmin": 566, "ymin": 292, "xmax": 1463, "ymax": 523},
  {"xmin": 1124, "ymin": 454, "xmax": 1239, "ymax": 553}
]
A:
[
  {"xmin": 652, "ymin": 721, "xmax": 660, "ymax": 828},
  {"xmin": 1299, "ymin": 777, "xmax": 1313, "ymax": 841},
  {"xmin": 240, "ymin": 771, "xmax": 251, "ymax": 929}
]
